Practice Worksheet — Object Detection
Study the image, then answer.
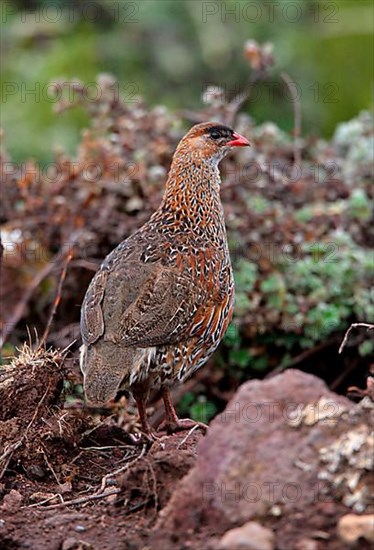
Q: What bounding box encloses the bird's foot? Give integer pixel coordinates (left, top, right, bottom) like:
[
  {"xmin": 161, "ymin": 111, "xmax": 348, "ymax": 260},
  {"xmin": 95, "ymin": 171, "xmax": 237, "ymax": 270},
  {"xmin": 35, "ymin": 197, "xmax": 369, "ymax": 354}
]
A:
[
  {"xmin": 159, "ymin": 387, "xmax": 208, "ymax": 435},
  {"xmin": 128, "ymin": 428, "xmax": 162, "ymax": 445},
  {"xmin": 157, "ymin": 417, "xmax": 208, "ymax": 435}
]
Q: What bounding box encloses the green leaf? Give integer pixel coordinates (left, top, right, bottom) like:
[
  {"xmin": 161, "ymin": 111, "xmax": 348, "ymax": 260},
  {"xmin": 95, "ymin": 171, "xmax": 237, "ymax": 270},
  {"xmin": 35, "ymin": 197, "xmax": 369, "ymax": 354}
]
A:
[
  {"xmin": 190, "ymin": 398, "xmax": 217, "ymax": 423},
  {"xmin": 229, "ymin": 348, "xmax": 251, "ymax": 369},
  {"xmin": 233, "ymin": 259, "xmax": 258, "ymax": 292},
  {"xmin": 359, "ymin": 339, "xmax": 374, "ymax": 357},
  {"xmin": 224, "ymin": 323, "xmax": 241, "ymax": 347}
]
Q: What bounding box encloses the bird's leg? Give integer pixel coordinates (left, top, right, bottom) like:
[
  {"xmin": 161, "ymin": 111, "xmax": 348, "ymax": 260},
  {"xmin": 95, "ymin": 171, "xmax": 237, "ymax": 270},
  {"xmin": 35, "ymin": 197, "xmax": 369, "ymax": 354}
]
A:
[
  {"xmin": 159, "ymin": 386, "xmax": 208, "ymax": 434},
  {"xmin": 132, "ymin": 383, "xmax": 158, "ymax": 441},
  {"xmin": 161, "ymin": 385, "xmax": 180, "ymax": 424},
  {"xmin": 134, "ymin": 394, "xmax": 153, "ymax": 434}
]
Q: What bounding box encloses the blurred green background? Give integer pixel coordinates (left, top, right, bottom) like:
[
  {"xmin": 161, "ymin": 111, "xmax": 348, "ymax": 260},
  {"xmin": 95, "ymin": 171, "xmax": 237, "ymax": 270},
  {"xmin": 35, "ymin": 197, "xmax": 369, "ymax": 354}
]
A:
[{"xmin": 1, "ymin": 0, "xmax": 373, "ymax": 163}]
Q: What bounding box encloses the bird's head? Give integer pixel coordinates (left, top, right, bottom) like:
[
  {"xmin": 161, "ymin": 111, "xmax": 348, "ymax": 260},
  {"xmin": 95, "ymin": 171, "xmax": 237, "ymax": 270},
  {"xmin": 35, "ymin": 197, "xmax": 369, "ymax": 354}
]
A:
[{"xmin": 177, "ymin": 122, "xmax": 250, "ymax": 165}]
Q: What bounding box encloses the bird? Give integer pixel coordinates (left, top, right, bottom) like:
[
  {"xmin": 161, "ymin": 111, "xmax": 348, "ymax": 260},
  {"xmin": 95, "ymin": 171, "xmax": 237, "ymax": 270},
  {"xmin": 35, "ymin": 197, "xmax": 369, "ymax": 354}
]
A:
[{"xmin": 80, "ymin": 122, "xmax": 250, "ymax": 437}]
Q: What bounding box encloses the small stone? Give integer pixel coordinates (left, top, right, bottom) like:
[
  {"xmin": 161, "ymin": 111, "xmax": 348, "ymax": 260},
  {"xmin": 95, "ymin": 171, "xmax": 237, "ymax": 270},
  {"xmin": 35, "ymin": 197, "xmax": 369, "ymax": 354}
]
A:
[
  {"xmin": 62, "ymin": 537, "xmax": 92, "ymax": 550},
  {"xmin": 125, "ymin": 196, "xmax": 143, "ymax": 212},
  {"xmin": 338, "ymin": 513, "xmax": 374, "ymax": 545},
  {"xmin": 106, "ymin": 492, "xmax": 118, "ymax": 504},
  {"xmin": 59, "ymin": 481, "xmax": 72, "ymax": 494},
  {"xmin": 295, "ymin": 538, "xmax": 318, "ymax": 550},
  {"xmin": 27, "ymin": 464, "xmax": 46, "ymax": 480},
  {"xmin": 0, "ymin": 489, "xmax": 23, "ymax": 512},
  {"xmin": 219, "ymin": 521, "xmax": 275, "ymax": 550},
  {"xmin": 75, "ymin": 525, "xmax": 86, "ymax": 533},
  {"xmin": 269, "ymin": 504, "xmax": 282, "ymax": 516},
  {"xmin": 62, "ymin": 538, "xmax": 78, "ymax": 550}
]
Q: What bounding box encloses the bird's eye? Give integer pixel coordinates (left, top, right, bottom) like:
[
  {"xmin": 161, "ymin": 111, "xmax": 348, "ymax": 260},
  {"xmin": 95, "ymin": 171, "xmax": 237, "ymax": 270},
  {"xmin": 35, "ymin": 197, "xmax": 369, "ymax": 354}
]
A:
[{"xmin": 210, "ymin": 131, "xmax": 221, "ymax": 140}]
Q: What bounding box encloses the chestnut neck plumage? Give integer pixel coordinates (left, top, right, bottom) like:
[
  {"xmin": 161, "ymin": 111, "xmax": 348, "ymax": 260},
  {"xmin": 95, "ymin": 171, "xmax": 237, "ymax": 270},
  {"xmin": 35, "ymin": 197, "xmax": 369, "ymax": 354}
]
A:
[{"xmin": 156, "ymin": 142, "xmax": 225, "ymax": 229}]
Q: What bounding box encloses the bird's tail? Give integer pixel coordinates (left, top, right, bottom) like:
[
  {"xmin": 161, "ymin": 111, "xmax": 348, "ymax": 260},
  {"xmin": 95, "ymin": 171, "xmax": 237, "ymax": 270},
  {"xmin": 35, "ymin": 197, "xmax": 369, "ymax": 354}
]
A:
[{"xmin": 80, "ymin": 341, "xmax": 132, "ymax": 404}]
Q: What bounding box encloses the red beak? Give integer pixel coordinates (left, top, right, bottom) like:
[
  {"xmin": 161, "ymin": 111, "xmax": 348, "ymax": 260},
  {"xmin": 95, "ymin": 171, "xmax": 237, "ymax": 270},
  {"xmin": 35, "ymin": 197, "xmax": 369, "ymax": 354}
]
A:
[{"xmin": 227, "ymin": 132, "xmax": 250, "ymax": 147}]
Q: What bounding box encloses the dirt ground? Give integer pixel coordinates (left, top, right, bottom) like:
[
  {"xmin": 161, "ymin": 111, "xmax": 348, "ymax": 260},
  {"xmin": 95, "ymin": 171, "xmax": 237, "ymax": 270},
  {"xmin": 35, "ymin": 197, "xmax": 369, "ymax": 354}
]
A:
[
  {"xmin": 0, "ymin": 347, "xmax": 207, "ymax": 550},
  {"xmin": 0, "ymin": 348, "xmax": 372, "ymax": 550}
]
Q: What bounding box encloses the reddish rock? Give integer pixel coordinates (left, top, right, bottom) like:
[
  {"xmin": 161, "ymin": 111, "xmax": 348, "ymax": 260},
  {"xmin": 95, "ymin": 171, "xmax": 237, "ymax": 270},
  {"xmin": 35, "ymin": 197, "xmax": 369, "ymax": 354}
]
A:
[
  {"xmin": 218, "ymin": 521, "xmax": 275, "ymax": 550},
  {"xmin": 157, "ymin": 369, "xmax": 352, "ymax": 543},
  {"xmin": 337, "ymin": 514, "xmax": 374, "ymax": 545},
  {"xmin": 0, "ymin": 489, "xmax": 23, "ymax": 512}
]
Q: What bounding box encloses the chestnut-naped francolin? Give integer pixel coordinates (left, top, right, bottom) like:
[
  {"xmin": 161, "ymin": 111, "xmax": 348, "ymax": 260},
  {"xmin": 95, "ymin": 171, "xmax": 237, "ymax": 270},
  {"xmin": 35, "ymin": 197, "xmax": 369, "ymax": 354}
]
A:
[{"xmin": 80, "ymin": 122, "xmax": 250, "ymax": 437}]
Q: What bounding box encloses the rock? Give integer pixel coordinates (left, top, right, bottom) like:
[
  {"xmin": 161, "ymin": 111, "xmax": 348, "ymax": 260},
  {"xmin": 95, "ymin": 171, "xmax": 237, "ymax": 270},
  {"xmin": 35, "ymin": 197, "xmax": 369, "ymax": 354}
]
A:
[
  {"xmin": 125, "ymin": 196, "xmax": 143, "ymax": 212},
  {"xmin": 27, "ymin": 464, "xmax": 46, "ymax": 480},
  {"xmin": 59, "ymin": 481, "xmax": 73, "ymax": 494},
  {"xmin": 0, "ymin": 489, "xmax": 23, "ymax": 512},
  {"xmin": 287, "ymin": 396, "xmax": 347, "ymax": 427},
  {"xmin": 218, "ymin": 521, "xmax": 275, "ymax": 550},
  {"xmin": 157, "ymin": 369, "xmax": 352, "ymax": 539},
  {"xmin": 294, "ymin": 538, "xmax": 318, "ymax": 550},
  {"xmin": 337, "ymin": 513, "xmax": 374, "ymax": 545},
  {"xmin": 62, "ymin": 537, "xmax": 92, "ymax": 550},
  {"xmin": 318, "ymin": 413, "xmax": 374, "ymax": 513},
  {"xmin": 62, "ymin": 538, "xmax": 79, "ymax": 550}
]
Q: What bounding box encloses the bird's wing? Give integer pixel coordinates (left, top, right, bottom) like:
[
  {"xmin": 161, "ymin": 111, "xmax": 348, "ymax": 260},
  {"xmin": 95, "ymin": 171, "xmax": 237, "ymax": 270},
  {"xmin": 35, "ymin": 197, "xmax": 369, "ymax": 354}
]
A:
[
  {"xmin": 81, "ymin": 257, "xmax": 201, "ymax": 348},
  {"xmin": 117, "ymin": 263, "xmax": 199, "ymax": 347},
  {"xmin": 80, "ymin": 268, "xmax": 108, "ymax": 345},
  {"xmin": 80, "ymin": 238, "xmax": 137, "ymax": 345}
]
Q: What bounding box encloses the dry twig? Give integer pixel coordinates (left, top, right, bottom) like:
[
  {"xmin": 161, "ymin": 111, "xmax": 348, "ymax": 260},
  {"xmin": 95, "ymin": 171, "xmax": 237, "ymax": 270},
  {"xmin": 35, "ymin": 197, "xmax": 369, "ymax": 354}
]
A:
[
  {"xmin": 34, "ymin": 488, "xmax": 122, "ymax": 510},
  {"xmin": 40, "ymin": 249, "xmax": 73, "ymax": 347},
  {"xmin": 34, "ymin": 444, "xmax": 148, "ymax": 510},
  {"xmin": 280, "ymin": 71, "xmax": 302, "ymax": 166},
  {"xmin": 338, "ymin": 323, "xmax": 374, "ymax": 354},
  {"xmin": 41, "ymin": 443, "xmax": 62, "ymax": 486},
  {"xmin": 177, "ymin": 424, "xmax": 199, "ymax": 449},
  {"xmin": 0, "ymin": 261, "xmax": 56, "ymax": 347},
  {"xmin": 225, "ymin": 69, "xmax": 266, "ymax": 126},
  {"xmin": 97, "ymin": 444, "xmax": 147, "ymax": 493}
]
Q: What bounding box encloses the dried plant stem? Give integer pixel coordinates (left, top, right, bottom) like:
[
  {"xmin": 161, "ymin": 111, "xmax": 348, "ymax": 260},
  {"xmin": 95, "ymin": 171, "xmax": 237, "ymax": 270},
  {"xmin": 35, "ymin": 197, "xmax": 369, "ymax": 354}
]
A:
[
  {"xmin": 177, "ymin": 424, "xmax": 199, "ymax": 448},
  {"xmin": 40, "ymin": 249, "xmax": 73, "ymax": 347},
  {"xmin": 30, "ymin": 489, "xmax": 122, "ymax": 510},
  {"xmin": 97, "ymin": 444, "xmax": 147, "ymax": 493},
  {"xmin": 339, "ymin": 323, "xmax": 374, "ymax": 354},
  {"xmin": 280, "ymin": 71, "xmax": 302, "ymax": 166},
  {"xmin": 41, "ymin": 443, "xmax": 62, "ymax": 486},
  {"xmin": 0, "ymin": 261, "xmax": 56, "ymax": 348},
  {"xmin": 225, "ymin": 69, "xmax": 266, "ymax": 126},
  {"xmin": 36, "ymin": 444, "xmax": 147, "ymax": 510},
  {"xmin": 27, "ymin": 494, "xmax": 64, "ymax": 508}
]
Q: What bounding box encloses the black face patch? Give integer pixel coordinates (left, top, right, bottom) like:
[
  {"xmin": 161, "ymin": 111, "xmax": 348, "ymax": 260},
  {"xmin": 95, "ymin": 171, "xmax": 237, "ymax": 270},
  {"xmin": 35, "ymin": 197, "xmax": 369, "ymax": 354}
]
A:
[{"xmin": 207, "ymin": 125, "xmax": 234, "ymax": 141}]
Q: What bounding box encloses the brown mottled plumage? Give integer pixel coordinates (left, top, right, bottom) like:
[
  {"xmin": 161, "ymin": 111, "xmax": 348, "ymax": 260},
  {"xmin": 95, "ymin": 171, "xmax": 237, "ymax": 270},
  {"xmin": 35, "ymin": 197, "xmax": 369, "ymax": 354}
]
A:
[{"xmin": 80, "ymin": 122, "xmax": 250, "ymax": 436}]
